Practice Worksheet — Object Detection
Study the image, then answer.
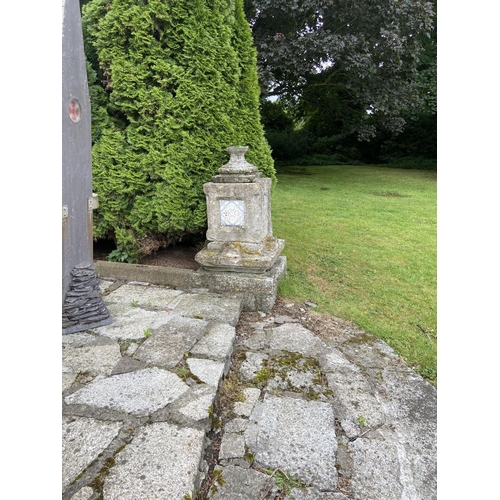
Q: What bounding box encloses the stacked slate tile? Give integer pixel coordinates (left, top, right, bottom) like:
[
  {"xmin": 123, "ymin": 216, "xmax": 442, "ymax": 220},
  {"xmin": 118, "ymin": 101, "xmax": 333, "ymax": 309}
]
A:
[{"xmin": 62, "ymin": 264, "xmax": 112, "ymax": 334}]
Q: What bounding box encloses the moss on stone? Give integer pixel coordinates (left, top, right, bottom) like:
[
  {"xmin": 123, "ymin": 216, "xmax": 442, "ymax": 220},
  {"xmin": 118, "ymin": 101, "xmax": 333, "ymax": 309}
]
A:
[{"xmin": 252, "ymin": 351, "xmax": 327, "ymax": 400}]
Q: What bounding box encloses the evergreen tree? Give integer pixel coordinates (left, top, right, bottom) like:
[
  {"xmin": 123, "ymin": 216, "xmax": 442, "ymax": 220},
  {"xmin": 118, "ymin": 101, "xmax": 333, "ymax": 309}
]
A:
[
  {"xmin": 230, "ymin": 0, "xmax": 274, "ymax": 175},
  {"xmin": 82, "ymin": 0, "xmax": 275, "ymax": 259}
]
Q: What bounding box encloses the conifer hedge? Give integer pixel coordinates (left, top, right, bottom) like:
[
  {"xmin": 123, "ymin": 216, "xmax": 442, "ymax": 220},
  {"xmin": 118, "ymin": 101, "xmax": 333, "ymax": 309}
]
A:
[{"xmin": 82, "ymin": 0, "xmax": 275, "ymax": 259}]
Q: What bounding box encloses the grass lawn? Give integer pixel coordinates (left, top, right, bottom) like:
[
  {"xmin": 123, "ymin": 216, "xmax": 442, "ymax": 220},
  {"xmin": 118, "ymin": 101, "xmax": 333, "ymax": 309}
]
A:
[{"xmin": 271, "ymin": 165, "xmax": 437, "ymax": 385}]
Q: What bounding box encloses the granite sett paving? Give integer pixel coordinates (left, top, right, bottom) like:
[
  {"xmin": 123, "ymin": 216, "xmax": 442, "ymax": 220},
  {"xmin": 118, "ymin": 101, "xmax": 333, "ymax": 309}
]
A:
[{"xmin": 62, "ymin": 278, "xmax": 436, "ymax": 500}]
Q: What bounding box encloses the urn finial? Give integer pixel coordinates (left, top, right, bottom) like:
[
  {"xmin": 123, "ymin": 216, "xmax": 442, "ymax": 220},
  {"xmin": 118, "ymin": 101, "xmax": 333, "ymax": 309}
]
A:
[{"xmin": 218, "ymin": 146, "xmax": 258, "ymax": 175}]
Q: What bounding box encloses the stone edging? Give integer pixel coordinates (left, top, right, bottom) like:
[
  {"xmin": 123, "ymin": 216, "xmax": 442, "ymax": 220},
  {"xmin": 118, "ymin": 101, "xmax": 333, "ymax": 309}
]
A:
[{"xmin": 95, "ymin": 261, "xmax": 195, "ymax": 289}]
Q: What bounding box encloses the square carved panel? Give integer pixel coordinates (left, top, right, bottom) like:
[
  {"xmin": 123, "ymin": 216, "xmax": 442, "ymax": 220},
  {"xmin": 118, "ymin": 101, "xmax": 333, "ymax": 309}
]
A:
[{"xmin": 220, "ymin": 199, "xmax": 245, "ymax": 226}]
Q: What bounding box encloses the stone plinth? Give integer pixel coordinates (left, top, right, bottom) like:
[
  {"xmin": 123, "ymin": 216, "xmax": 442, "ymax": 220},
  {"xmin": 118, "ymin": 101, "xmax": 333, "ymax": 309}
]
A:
[
  {"xmin": 194, "ymin": 147, "xmax": 286, "ymax": 311},
  {"xmin": 192, "ymin": 256, "xmax": 286, "ymax": 313},
  {"xmin": 195, "ymin": 236, "xmax": 285, "ymax": 273}
]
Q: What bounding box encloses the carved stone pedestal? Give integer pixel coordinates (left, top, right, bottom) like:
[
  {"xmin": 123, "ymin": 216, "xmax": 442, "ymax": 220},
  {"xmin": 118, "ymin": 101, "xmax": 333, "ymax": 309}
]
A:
[{"xmin": 194, "ymin": 147, "xmax": 286, "ymax": 311}]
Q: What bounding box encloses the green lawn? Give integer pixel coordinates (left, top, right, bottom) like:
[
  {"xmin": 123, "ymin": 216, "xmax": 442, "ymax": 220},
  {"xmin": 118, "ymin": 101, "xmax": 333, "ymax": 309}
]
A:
[{"xmin": 271, "ymin": 165, "xmax": 437, "ymax": 385}]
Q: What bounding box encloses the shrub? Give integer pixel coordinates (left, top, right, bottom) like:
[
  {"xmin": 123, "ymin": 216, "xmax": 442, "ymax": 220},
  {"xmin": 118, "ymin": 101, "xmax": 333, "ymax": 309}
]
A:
[
  {"xmin": 265, "ymin": 129, "xmax": 317, "ymax": 161},
  {"xmin": 275, "ymin": 154, "xmax": 363, "ymax": 168},
  {"xmin": 382, "ymin": 157, "xmax": 437, "ymax": 170},
  {"xmin": 82, "ymin": 0, "xmax": 274, "ymax": 259}
]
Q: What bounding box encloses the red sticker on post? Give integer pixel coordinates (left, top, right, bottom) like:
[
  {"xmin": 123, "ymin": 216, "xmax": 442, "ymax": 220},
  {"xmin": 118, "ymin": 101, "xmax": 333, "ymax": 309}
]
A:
[{"xmin": 68, "ymin": 99, "xmax": 81, "ymax": 123}]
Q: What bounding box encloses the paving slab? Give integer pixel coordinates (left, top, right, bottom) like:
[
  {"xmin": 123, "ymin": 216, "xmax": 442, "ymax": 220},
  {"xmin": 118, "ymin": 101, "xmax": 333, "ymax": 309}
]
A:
[
  {"xmin": 104, "ymin": 283, "xmax": 185, "ymax": 309},
  {"xmin": 190, "ymin": 322, "xmax": 236, "ymax": 362},
  {"xmin": 91, "ymin": 302, "xmax": 159, "ymax": 340},
  {"xmin": 276, "ymin": 368, "xmax": 318, "ymax": 392},
  {"xmin": 63, "ymin": 371, "xmax": 78, "ymax": 392},
  {"xmin": 62, "ymin": 342, "xmax": 122, "ymax": 376},
  {"xmin": 62, "ymin": 332, "xmax": 107, "ymax": 347},
  {"xmin": 245, "ymin": 394, "xmax": 338, "ymax": 490},
  {"xmin": 62, "ymin": 416, "xmax": 121, "ymax": 490},
  {"xmin": 248, "ymin": 350, "xmax": 328, "ymax": 399},
  {"xmin": 173, "ymin": 293, "xmax": 242, "ymax": 326},
  {"xmin": 133, "ymin": 314, "xmax": 209, "ymax": 368},
  {"xmin": 240, "ymin": 329, "xmax": 267, "ymax": 350},
  {"xmin": 69, "ymin": 486, "xmax": 94, "ymax": 500},
  {"xmin": 219, "ymin": 433, "xmax": 246, "ymax": 460},
  {"xmin": 337, "ymin": 335, "xmax": 401, "ymax": 369},
  {"xmin": 268, "ymin": 323, "xmax": 327, "ymax": 356},
  {"xmin": 234, "ymin": 388, "xmax": 261, "ymax": 417},
  {"xmin": 110, "ymin": 356, "xmax": 147, "ymax": 375},
  {"xmin": 99, "ymin": 280, "xmax": 115, "ymax": 293},
  {"xmin": 239, "ymin": 352, "xmax": 268, "ymax": 381},
  {"xmin": 225, "ymin": 417, "xmax": 249, "ymax": 434},
  {"xmin": 103, "ymin": 422, "xmax": 205, "ymax": 500},
  {"xmin": 209, "ymin": 465, "xmax": 278, "ymax": 500},
  {"xmin": 175, "ymin": 384, "xmax": 218, "ymax": 422},
  {"xmin": 64, "ymin": 367, "xmax": 189, "ymax": 415},
  {"xmin": 318, "ymin": 348, "xmax": 351, "ymax": 371},
  {"xmin": 187, "ymin": 358, "xmax": 225, "ymax": 387},
  {"xmin": 289, "ymin": 488, "xmax": 349, "ymax": 500},
  {"xmin": 125, "ymin": 342, "xmax": 139, "ymax": 355},
  {"xmin": 325, "ymin": 366, "xmax": 386, "ymax": 439},
  {"xmin": 378, "ymin": 366, "xmax": 437, "ymax": 500},
  {"xmin": 348, "ymin": 427, "xmax": 410, "ymax": 500}
]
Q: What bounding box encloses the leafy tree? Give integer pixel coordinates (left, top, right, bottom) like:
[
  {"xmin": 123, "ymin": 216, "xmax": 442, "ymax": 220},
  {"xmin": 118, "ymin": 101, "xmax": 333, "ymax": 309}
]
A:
[
  {"xmin": 82, "ymin": 0, "xmax": 274, "ymax": 259},
  {"xmin": 244, "ymin": 0, "xmax": 435, "ymax": 140},
  {"xmin": 260, "ymin": 99, "xmax": 294, "ymax": 132},
  {"xmin": 379, "ymin": 0, "xmax": 437, "ymax": 163}
]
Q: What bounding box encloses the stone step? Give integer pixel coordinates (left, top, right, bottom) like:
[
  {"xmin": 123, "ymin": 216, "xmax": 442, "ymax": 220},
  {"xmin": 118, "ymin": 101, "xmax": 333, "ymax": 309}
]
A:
[
  {"xmin": 210, "ymin": 313, "xmax": 436, "ymax": 500},
  {"xmin": 62, "ymin": 281, "xmax": 243, "ymax": 500},
  {"xmin": 62, "ymin": 280, "xmax": 437, "ymax": 500}
]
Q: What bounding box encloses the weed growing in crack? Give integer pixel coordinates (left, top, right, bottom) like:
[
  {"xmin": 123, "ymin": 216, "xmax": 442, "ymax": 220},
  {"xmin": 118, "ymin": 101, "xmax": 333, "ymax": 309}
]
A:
[
  {"xmin": 207, "ymin": 405, "xmax": 222, "ymax": 429},
  {"xmin": 263, "ymin": 468, "xmax": 310, "ymax": 496},
  {"xmin": 357, "ymin": 415, "xmax": 367, "ymax": 428},
  {"xmin": 175, "ymin": 366, "xmax": 191, "ymax": 380},
  {"xmin": 119, "ymin": 340, "xmax": 132, "ymax": 354}
]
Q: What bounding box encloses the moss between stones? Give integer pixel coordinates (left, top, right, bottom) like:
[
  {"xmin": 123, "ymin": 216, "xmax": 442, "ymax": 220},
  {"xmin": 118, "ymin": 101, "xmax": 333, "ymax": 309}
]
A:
[
  {"xmin": 219, "ymin": 373, "xmax": 246, "ymax": 417},
  {"xmin": 252, "ymin": 351, "xmax": 325, "ymax": 399},
  {"xmin": 90, "ymin": 448, "xmax": 124, "ymax": 496},
  {"xmin": 209, "ymin": 469, "xmax": 226, "ymax": 495}
]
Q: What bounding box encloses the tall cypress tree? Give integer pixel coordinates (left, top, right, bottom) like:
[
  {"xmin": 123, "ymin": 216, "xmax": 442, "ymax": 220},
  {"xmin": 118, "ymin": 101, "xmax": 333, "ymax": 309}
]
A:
[
  {"xmin": 230, "ymin": 0, "xmax": 274, "ymax": 175},
  {"xmin": 82, "ymin": 0, "xmax": 275, "ymax": 259}
]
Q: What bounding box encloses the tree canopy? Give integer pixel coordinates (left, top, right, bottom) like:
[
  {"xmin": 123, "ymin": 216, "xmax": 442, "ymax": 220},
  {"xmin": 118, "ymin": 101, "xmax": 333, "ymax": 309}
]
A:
[{"xmin": 245, "ymin": 0, "xmax": 435, "ymax": 140}]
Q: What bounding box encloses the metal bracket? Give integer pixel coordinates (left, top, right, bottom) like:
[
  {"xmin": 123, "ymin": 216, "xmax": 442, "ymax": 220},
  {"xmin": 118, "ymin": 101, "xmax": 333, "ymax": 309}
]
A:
[
  {"xmin": 62, "ymin": 205, "xmax": 68, "ymax": 219},
  {"xmin": 88, "ymin": 193, "xmax": 99, "ymax": 211}
]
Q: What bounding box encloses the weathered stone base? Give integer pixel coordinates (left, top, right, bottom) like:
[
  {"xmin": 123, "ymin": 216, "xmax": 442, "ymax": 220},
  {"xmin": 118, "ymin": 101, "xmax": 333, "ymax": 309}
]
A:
[
  {"xmin": 195, "ymin": 237, "xmax": 285, "ymax": 273},
  {"xmin": 191, "ymin": 256, "xmax": 287, "ymax": 313}
]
